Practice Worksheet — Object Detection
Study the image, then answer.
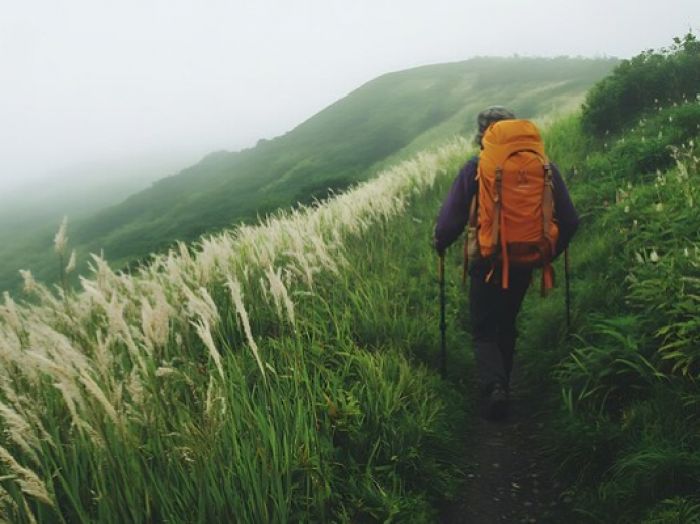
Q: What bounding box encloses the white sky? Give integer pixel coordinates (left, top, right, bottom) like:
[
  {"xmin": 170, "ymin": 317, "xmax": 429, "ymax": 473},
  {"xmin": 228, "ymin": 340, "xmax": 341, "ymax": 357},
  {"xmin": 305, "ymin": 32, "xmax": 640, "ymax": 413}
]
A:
[{"xmin": 1, "ymin": 0, "xmax": 699, "ymax": 190}]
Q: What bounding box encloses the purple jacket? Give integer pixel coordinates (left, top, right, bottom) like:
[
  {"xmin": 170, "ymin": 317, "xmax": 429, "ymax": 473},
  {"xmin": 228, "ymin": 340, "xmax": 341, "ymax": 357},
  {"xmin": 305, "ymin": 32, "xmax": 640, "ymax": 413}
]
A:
[{"xmin": 434, "ymin": 156, "xmax": 579, "ymax": 256}]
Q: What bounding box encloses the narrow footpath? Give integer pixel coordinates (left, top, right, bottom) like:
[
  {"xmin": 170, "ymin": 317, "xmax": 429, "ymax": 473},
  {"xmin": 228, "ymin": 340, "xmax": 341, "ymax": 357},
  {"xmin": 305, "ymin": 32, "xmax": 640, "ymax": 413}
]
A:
[{"xmin": 441, "ymin": 361, "xmax": 574, "ymax": 523}]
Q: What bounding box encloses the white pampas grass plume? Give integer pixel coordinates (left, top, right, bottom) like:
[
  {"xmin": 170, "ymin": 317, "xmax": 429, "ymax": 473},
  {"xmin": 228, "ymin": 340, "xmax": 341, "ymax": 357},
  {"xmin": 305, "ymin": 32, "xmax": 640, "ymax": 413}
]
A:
[
  {"xmin": 183, "ymin": 286, "xmax": 220, "ymax": 326},
  {"xmin": 78, "ymin": 371, "xmax": 121, "ymax": 428},
  {"xmin": 88, "ymin": 330, "xmax": 114, "ymax": 382},
  {"xmin": 197, "ymin": 287, "xmax": 219, "ymax": 324},
  {"xmin": 82, "ymin": 280, "xmax": 145, "ymax": 372},
  {"xmin": 53, "ymin": 381, "xmax": 85, "ymax": 428},
  {"xmin": 17, "ymin": 271, "xmax": 60, "ymax": 309},
  {"xmin": 65, "ymin": 250, "xmax": 77, "ymax": 274},
  {"xmin": 205, "ymin": 375, "xmax": 218, "ymax": 417},
  {"xmin": 265, "ymin": 266, "xmax": 295, "ymax": 326},
  {"xmin": 87, "ymin": 254, "xmax": 119, "ymax": 292},
  {"xmin": 177, "ymin": 241, "xmax": 193, "ymax": 265},
  {"xmin": 0, "ymin": 292, "xmax": 23, "ymax": 337},
  {"xmin": 0, "ymin": 402, "xmax": 40, "ymax": 465},
  {"xmin": 53, "ymin": 216, "xmax": 68, "ymax": 255},
  {"xmin": 126, "ymin": 367, "xmax": 144, "ymax": 408},
  {"xmin": 259, "ymin": 276, "xmax": 269, "ymax": 303},
  {"xmin": 309, "ymin": 231, "xmax": 340, "ymax": 274},
  {"xmin": 155, "ymin": 367, "xmax": 177, "ymax": 378},
  {"xmin": 0, "ymin": 445, "xmax": 53, "ymax": 506},
  {"xmin": 19, "ymin": 270, "xmax": 38, "ymax": 294},
  {"xmin": 192, "ymin": 318, "xmax": 225, "ymax": 380},
  {"xmin": 225, "ymin": 278, "xmax": 265, "ymax": 377},
  {"xmin": 140, "ymin": 290, "xmax": 173, "ymax": 349}
]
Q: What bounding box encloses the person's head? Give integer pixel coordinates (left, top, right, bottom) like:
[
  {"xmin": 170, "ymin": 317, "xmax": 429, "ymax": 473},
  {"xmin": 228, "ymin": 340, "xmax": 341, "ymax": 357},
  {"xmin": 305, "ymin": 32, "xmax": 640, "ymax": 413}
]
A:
[{"xmin": 474, "ymin": 106, "xmax": 516, "ymax": 148}]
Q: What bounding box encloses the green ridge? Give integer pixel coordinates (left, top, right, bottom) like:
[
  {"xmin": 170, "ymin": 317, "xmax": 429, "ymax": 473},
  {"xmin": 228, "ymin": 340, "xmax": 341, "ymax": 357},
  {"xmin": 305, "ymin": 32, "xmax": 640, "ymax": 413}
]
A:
[{"xmin": 0, "ymin": 56, "xmax": 616, "ymax": 294}]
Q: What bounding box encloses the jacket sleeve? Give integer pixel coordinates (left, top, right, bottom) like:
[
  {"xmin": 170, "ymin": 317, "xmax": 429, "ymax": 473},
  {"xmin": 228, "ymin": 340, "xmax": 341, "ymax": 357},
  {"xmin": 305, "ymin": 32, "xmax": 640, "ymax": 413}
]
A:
[
  {"xmin": 552, "ymin": 164, "xmax": 579, "ymax": 258},
  {"xmin": 433, "ymin": 157, "xmax": 478, "ymax": 254}
]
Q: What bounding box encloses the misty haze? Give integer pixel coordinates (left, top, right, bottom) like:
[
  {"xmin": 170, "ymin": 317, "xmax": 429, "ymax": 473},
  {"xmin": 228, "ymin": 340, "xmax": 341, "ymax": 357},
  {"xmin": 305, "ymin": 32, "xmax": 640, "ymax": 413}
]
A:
[{"xmin": 0, "ymin": 1, "xmax": 699, "ymax": 522}]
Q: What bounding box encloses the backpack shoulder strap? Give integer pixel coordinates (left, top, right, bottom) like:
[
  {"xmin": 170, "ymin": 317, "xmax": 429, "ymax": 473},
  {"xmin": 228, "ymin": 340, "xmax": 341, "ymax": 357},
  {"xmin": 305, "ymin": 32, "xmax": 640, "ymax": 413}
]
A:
[
  {"xmin": 543, "ymin": 163, "xmax": 554, "ymax": 242},
  {"xmin": 462, "ymin": 162, "xmax": 480, "ymax": 284}
]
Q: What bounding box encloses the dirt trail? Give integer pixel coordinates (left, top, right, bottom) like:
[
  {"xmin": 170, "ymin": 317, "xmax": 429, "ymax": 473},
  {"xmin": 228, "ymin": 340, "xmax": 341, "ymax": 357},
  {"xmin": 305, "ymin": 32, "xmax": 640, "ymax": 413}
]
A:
[{"xmin": 441, "ymin": 362, "xmax": 573, "ymax": 523}]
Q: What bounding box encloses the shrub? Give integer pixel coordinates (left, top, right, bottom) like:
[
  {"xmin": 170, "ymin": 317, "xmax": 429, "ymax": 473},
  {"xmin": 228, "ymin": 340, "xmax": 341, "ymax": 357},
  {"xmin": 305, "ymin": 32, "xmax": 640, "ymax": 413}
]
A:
[{"xmin": 582, "ymin": 33, "xmax": 700, "ymax": 135}]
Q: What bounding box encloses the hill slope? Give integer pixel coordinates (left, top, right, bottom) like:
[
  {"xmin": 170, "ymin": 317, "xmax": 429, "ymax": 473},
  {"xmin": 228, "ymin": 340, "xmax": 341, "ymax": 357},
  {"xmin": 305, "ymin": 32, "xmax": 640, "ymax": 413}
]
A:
[
  {"xmin": 0, "ymin": 140, "xmax": 474, "ymax": 522},
  {"xmin": 0, "ymin": 56, "xmax": 616, "ymax": 292},
  {"xmin": 1, "ymin": 34, "xmax": 698, "ymax": 521},
  {"xmin": 519, "ymin": 33, "xmax": 700, "ymax": 522}
]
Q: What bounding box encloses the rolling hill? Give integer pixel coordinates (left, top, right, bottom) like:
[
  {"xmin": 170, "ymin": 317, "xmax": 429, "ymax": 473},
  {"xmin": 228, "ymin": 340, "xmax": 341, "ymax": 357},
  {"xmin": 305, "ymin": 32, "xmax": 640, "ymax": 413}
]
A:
[
  {"xmin": 1, "ymin": 33, "xmax": 698, "ymax": 522},
  {"xmin": 1, "ymin": 56, "xmax": 617, "ymax": 292}
]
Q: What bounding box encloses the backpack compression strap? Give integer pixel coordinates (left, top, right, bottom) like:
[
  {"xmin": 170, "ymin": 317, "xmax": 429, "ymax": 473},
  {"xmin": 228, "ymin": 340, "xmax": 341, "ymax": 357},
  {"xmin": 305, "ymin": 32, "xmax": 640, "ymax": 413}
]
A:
[
  {"xmin": 494, "ymin": 167, "xmax": 510, "ymax": 289},
  {"xmin": 462, "ymin": 193, "xmax": 479, "ymax": 285},
  {"xmin": 541, "ymin": 164, "xmax": 555, "ymax": 295},
  {"xmin": 492, "ymin": 161, "xmax": 556, "ymax": 294}
]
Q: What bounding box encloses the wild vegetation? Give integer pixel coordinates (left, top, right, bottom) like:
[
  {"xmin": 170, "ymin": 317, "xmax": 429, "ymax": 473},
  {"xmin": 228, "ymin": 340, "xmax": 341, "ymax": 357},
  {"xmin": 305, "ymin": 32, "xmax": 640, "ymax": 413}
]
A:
[
  {"xmin": 520, "ymin": 33, "xmax": 700, "ymax": 522},
  {"xmin": 581, "ymin": 32, "xmax": 700, "ymax": 136},
  {"xmin": 2, "ymin": 33, "xmax": 699, "ymax": 523},
  {"xmin": 0, "ymin": 57, "xmax": 616, "ymax": 294},
  {"xmin": 0, "ymin": 141, "xmax": 476, "ymax": 522}
]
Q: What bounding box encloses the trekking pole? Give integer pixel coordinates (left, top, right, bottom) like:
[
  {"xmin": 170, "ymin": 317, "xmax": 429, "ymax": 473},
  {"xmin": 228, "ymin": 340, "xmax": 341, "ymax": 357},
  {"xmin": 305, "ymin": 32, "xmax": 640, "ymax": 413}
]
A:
[
  {"xmin": 438, "ymin": 253, "xmax": 447, "ymax": 378},
  {"xmin": 564, "ymin": 248, "xmax": 571, "ymax": 331}
]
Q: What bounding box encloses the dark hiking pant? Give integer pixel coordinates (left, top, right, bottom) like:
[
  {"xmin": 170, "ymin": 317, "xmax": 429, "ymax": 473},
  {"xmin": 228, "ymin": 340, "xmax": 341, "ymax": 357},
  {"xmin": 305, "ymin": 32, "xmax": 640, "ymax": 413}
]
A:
[{"xmin": 469, "ymin": 262, "xmax": 532, "ymax": 394}]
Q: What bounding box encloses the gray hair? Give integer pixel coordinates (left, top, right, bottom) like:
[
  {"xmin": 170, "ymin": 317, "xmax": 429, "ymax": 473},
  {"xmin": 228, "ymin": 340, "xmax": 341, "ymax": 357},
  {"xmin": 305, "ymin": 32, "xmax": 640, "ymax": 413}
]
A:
[{"xmin": 474, "ymin": 106, "xmax": 516, "ymax": 147}]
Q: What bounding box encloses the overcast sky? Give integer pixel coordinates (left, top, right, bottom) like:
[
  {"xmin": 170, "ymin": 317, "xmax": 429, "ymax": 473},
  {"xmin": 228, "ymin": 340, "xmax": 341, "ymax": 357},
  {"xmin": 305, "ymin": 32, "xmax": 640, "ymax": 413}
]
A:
[{"xmin": 1, "ymin": 0, "xmax": 698, "ymax": 190}]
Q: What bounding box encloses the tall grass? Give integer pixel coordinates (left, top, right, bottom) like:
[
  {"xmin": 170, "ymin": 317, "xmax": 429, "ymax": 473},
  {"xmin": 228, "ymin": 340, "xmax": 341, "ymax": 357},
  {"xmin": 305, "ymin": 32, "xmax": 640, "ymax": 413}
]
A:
[
  {"xmin": 521, "ymin": 98, "xmax": 700, "ymax": 522},
  {"xmin": 0, "ymin": 140, "xmax": 472, "ymax": 522},
  {"xmin": 12, "ymin": 84, "xmax": 699, "ymax": 521}
]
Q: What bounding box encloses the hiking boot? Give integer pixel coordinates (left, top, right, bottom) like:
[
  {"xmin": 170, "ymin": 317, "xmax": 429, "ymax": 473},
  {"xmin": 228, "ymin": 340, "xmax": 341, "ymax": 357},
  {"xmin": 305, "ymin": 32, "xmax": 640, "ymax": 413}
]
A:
[{"xmin": 481, "ymin": 382, "xmax": 509, "ymax": 421}]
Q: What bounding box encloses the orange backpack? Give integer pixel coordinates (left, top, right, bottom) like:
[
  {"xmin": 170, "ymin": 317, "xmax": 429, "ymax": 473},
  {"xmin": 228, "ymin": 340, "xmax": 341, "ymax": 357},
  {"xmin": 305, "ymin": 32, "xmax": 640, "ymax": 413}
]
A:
[{"xmin": 464, "ymin": 119, "xmax": 558, "ymax": 294}]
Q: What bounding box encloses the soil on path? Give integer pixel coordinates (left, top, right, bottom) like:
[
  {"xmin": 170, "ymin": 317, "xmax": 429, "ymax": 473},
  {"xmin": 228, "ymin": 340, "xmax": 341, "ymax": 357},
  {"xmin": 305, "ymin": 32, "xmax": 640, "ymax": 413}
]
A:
[{"xmin": 440, "ymin": 362, "xmax": 574, "ymax": 524}]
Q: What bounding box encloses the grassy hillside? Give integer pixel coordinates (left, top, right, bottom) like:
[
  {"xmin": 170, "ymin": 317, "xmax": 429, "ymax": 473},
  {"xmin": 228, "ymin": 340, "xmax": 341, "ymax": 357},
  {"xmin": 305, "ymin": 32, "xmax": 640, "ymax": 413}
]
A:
[
  {"xmin": 519, "ymin": 33, "xmax": 700, "ymax": 522},
  {"xmin": 0, "ymin": 56, "xmax": 616, "ymax": 293},
  {"xmin": 0, "ymin": 141, "xmax": 474, "ymax": 522},
  {"xmin": 1, "ymin": 34, "xmax": 698, "ymax": 521}
]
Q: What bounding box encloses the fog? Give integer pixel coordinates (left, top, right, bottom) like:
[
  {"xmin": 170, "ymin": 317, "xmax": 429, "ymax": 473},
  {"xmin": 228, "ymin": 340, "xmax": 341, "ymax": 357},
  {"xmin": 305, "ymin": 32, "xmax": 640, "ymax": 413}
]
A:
[{"xmin": 1, "ymin": 0, "xmax": 698, "ymax": 193}]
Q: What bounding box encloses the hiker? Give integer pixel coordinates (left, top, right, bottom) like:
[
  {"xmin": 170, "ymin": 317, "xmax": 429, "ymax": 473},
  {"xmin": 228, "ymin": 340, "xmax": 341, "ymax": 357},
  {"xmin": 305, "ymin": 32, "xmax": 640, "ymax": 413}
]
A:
[{"xmin": 433, "ymin": 106, "xmax": 579, "ymax": 420}]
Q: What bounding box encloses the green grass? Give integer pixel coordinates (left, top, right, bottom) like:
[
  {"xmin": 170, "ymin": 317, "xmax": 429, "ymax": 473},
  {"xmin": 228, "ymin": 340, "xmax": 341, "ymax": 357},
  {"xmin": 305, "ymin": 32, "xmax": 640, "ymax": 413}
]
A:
[
  {"xmin": 5, "ymin": 34, "xmax": 699, "ymax": 522},
  {"xmin": 0, "ymin": 142, "xmax": 477, "ymax": 522},
  {"xmin": 517, "ymin": 92, "xmax": 700, "ymax": 522},
  {"xmin": 4, "ymin": 95, "xmax": 698, "ymax": 523}
]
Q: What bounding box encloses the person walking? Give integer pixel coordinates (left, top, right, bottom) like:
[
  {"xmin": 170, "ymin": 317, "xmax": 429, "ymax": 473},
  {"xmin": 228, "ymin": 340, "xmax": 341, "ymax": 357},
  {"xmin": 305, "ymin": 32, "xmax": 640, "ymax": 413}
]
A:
[{"xmin": 433, "ymin": 106, "xmax": 579, "ymax": 420}]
